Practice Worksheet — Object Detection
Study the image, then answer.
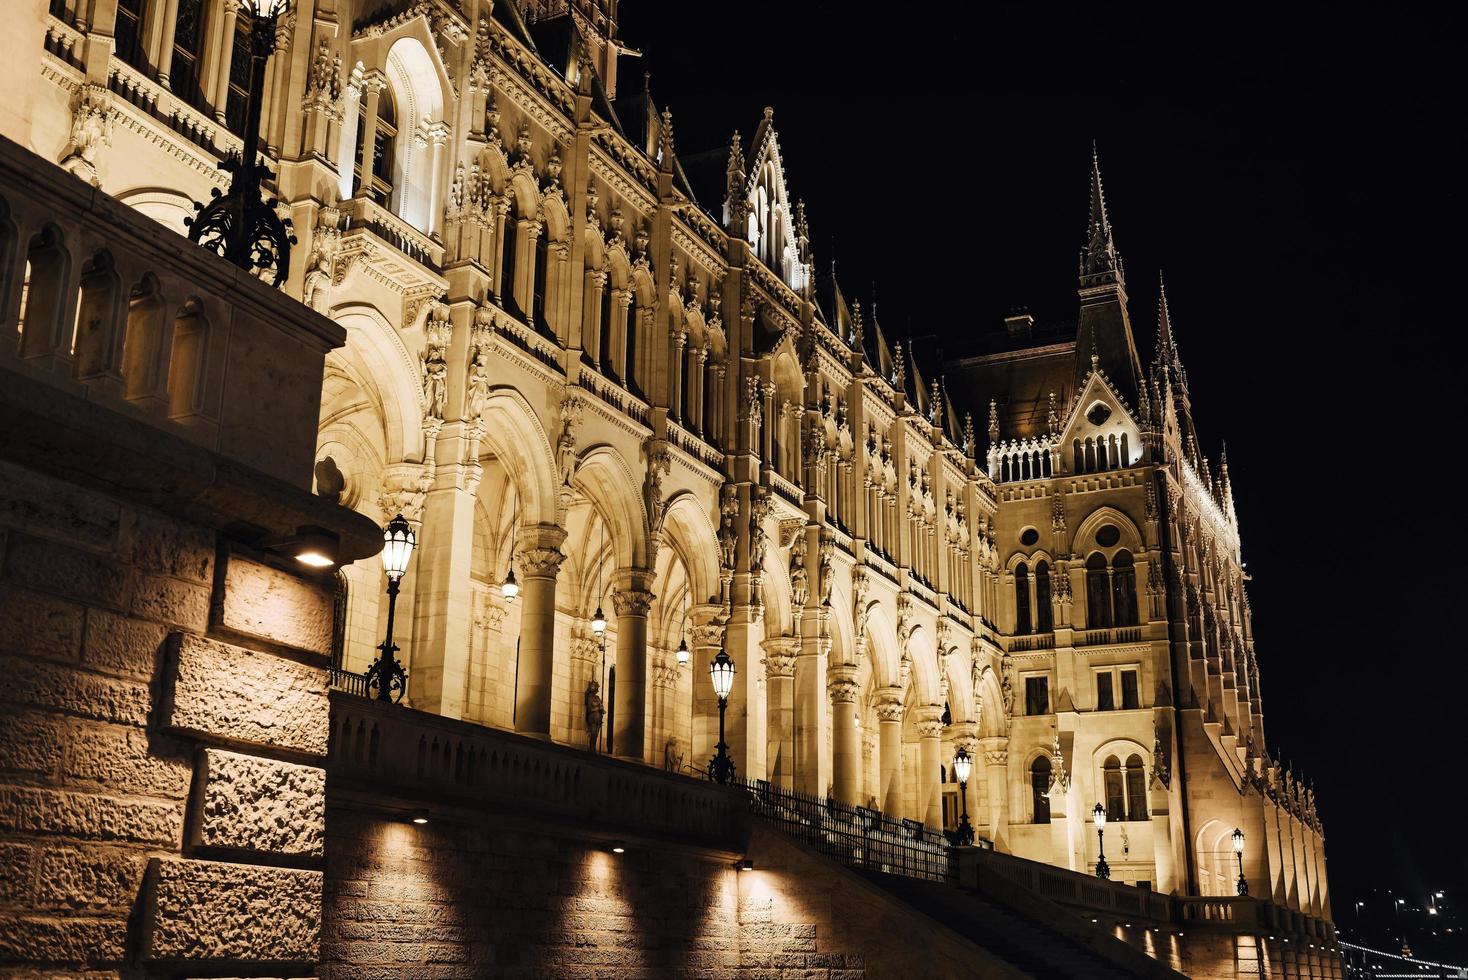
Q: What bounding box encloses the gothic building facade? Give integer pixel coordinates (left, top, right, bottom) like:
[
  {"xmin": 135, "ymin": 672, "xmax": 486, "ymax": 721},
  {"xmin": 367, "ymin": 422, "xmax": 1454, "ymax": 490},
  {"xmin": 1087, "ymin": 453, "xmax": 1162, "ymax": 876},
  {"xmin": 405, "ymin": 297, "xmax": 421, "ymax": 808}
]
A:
[{"xmin": 8, "ymin": 0, "xmax": 1325, "ymax": 940}]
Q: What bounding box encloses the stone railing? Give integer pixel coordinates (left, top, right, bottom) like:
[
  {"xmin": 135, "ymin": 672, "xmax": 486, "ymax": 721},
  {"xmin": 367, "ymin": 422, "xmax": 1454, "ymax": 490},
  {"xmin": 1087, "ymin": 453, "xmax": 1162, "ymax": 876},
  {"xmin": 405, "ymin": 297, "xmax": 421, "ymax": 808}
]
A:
[
  {"xmin": 0, "ymin": 134, "xmax": 343, "ymax": 491},
  {"xmin": 492, "ymin": 304, "xmax": 564, "ymax": 375},
  {"xmin": 1177, "ymin": 897, "xmax": 1337, "ymax": 943},
  {"xmin": 577, "ymin": 366, "xmax": 650, "ymax": 428},
  {"xmin": 1076, "ymin": 626, "xmax": 1144, "ymax": 647},
  {"xmin": 328, "ymin": 694, "xmax": 746, "ymax": 852},
  {"xmin": 340, "ymin": 195, "xmax": 444, "ymax": 272},
  {"xmin": 665, "ymin": 418, "xmax": 723, "ymax": 470},
  {"xmin": 975, "ymin": 848, "xmax": 1173, "ymax": 923},
  {"xmin": 1007, "ymin": 632, "xmax": 1056, "ymax": 653}
]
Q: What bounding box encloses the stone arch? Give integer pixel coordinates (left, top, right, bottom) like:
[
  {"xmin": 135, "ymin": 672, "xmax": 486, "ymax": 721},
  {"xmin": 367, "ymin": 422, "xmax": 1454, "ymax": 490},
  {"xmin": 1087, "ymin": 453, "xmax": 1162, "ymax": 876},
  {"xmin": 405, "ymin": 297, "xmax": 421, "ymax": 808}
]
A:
[
  {"xmin": 383, "ymin": 36, "xmax": 449, "ymax": 233},
  {"xmin": 120, "ymin": 272, "xmax": 168, "ymax": 402},
  {"xmin": 759, "ymin": 541, "xmax": 794, "ymax": 641},
  {"xmin": 660, "ymin": 491, "xmax": 721, "ymax": 608},
  {"xmin": 115, "ymin": 187, "xmax": 195, "ymax": 235},
  {"xmin": 904, "ymin": 624, "xmax": 941, "ymax": 708},
  {"xmin": 942, "ymin": 648, "xmax": 976, "ymax": 724},
  {"xmin": 973, "ymin": 664, "xmax": 1007, "ymax": 737},
  {"xmin": 480, "ymin": 388, "xmax": 560, "ymax": 530},
  {"xmin": 328, "ymin": 303, "xmax": 426, "ymax": 465},
  {"xmin": 1073, "ymin": 505, "xmax": 1144, "ymax": 558},
  {"xmin": 571, "ymin": 444, "xmax": 650, "ymax": 570},
  {"xmin": 17, "ymin": 223, "xmax": 74, "ymax": 359},
  {"xmin": 863, "ymin": 603, "xmax": 901, "ymax": 690}
]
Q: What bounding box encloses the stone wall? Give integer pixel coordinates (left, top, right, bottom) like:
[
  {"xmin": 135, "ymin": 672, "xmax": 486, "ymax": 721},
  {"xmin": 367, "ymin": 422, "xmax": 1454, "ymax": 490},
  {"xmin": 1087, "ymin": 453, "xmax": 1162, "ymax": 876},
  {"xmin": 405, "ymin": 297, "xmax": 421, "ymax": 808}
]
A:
[{"xmin": 0, "ymin": 456, "xmax": 338, "ymax": 977}]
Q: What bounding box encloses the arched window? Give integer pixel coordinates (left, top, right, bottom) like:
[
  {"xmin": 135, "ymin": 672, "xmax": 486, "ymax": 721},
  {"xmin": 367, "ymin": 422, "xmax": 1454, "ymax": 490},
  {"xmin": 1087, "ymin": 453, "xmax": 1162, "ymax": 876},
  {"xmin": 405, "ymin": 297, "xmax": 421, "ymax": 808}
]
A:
[
  {"xmin": 354, "ymin": 85, "xmax": 398, "ymax": 204},
  {"xmin": 1103, "ymin": 755, "xmax": 1125, "ymax": 822},
  {"xmin": 625, "ymin": 291, "xmax": 640, "ymax": 396},
  {"xmin": 1125, "ymin": 754, "xmax": 1148, "ymax": 821},
  {"xmin": 1014, "ymin": 562, "xmax": 1032, "ymax": 635},
  {"xmin": 170, "ymin": 0, "xmax": 209, "ymax": 110},
  {"xmin": 1112, "ymin": 551, "xmax": 1138, "ymax": 626},
  {"xmin": 115, "ymin": 0, "xmax": 145, "ymax": 70},
  {"xmin": 598, "ymin": 280, "xmax": 614, "ymax": 376},
  {"xmin": 224, "ymin": 15, "xmax": 257, "ymax": 136},
  {"xmin": 1073, "ymin": 439, "xmax": 1083, "ymax": 473},
  {"xmin": 1031, "ymin": 757, "xmax": 1051, "ymax": 824},
  {"xmin": 499, "ymin": 199, "xmax": 519, "ymax": 314},
  {"xmin": 532, "ymin": 230, "xmax": 549, "ymax": 332},
  {"xmin": 1034, "ymin": 560, "xmax": 1053, "ymax": 633},
  {"xmin": 1085, "ymin": 553, "xmax": 1111, "ymax": 628}
]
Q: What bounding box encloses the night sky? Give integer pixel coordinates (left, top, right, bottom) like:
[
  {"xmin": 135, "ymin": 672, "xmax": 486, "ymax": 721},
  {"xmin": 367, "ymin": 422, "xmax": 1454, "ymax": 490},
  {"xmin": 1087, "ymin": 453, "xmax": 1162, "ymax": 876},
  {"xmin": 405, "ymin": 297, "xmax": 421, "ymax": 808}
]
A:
[{"xmin": 621, "ymin": 0, "xmax": 1465, "ymax": 957}]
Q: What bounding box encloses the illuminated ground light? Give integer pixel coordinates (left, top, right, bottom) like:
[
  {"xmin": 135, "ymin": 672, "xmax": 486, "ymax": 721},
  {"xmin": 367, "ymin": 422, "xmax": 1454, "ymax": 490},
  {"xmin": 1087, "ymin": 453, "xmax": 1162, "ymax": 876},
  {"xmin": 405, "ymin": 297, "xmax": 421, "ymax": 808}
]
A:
[
  {"xmin": 607, "ymin": 840, "xmax": 626, "ymax": 854},
  {"xmin": 409, "ymin": 809, "xmax": 429, "ymax": 825},
  {"xmin": 734, "ymin": 858, "xmax": 754, "ymax": 871}
]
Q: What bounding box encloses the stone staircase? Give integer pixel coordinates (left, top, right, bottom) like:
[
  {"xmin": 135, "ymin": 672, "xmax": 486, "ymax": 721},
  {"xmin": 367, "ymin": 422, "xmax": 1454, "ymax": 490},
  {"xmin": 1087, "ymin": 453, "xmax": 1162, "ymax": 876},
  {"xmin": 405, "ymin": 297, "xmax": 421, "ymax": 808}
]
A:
[{"xmin": 864, "ymin": 870, "xmax": 1186, "ymax": 979}]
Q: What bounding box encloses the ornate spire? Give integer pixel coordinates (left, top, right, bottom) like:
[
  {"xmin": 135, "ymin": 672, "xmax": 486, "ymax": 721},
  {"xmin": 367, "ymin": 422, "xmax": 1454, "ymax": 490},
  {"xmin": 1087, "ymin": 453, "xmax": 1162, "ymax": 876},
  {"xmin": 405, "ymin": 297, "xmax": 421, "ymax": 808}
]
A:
[
  {"xmin": 724, "ymin": 130, "xmax": 746, "ymax": 230},
  {"xmin": 1080, "ymin": 144, "xmax": 1122, "ymax": 285},
  {"xmin": 1156, "ymin": 271, "xmax": 1176, "ymax": 364},
  {"xmin": 987, "ymin": 398, "xmax": 999, "ymax": 444},
  {"xmin": 963, "ymin": 413, "xmax": 975, "ymax": 458},
  {"xmin": 657, "ymin": 107, "xmax": 676, "ymax": 172}
]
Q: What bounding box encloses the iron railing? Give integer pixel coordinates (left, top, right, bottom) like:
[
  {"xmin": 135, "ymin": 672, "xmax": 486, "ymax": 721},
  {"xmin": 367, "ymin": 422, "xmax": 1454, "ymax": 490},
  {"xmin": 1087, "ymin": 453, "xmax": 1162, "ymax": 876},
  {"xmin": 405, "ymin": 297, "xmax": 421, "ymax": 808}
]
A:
[
  {"xmin": 329, "ymin": 666, "xmax": 372, "ymax": 698},
  {"xmin": 738, "ymin": 779, "xmax": 956, "ymax": 883}
]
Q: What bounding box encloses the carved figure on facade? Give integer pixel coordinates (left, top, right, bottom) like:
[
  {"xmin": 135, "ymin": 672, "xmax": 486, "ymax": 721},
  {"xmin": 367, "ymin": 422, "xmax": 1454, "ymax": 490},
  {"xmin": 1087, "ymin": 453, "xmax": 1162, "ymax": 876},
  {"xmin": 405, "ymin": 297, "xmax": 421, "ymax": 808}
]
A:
[
  {"xmin": 422, "ymin": 301, "xmax": 452, "ymax": 420},
  {"xmin": 584, "ymin": 680, "xmax": 605, "ymax": 751},
  {"xmin": 304, "ymin": 35, "xmax": 343, "ymax": 117},
  {"xmin": 718, "ymin": 484, "xmax": 739, "ymax": 574},
  {"xmin": 643, "ymin": 438, "xmax": 670, "ymax": 533},
  {"xmin": 789, "ymin": 532, "xmax": 809, "ymax": 612},
  {"xmin": 59, "ymin": 83, "xmax": 113, "ymax": 185},
  {"xmin": 818, "ymin": 534, "xmax": 835, "ymax": 605},
  {"xmin": 664, "ymin": 736, "xmax": 685, "ymax": 774},
  {"xmin": 556, "ymin": 390, "xmax": 582, "ymax": 487},
  {"xmin": 303, "ymin": 203, "xmax": 342, "ymax": 312}
]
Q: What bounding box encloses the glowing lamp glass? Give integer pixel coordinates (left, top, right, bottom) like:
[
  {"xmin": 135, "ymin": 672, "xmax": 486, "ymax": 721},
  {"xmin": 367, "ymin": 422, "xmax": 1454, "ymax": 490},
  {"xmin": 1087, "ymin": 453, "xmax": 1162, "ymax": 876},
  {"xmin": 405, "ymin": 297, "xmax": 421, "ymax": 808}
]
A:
[
  {"xmin": 675, "ymin": 635, "xmax": 690, "ymax": 666},
  {"xmin": 591, "ymin": 604, "xmax": 607, "ymax": 636},
  {"xmin": 709, "ymin": 649, "xmax": 736, "ymax": 700},
  {"xmin": 381, "ymin": 514, "xmax": 416, "ymax": 581},
  {"xmin": 243, "ymin": 0, "xmax": 289, "ymax": 17},
  {"xmin": 1232, "ymin": 827, "xmax": 1245, "ymax": 855},
  {"xmin": 1093, "ymin": 802, "xmax": 1106, "ymax": 830},
  {"xmin": 501, "ymin": 567, "xmax": 519, "ymax": 602},
  {"xmin": 952, "ymin": 746, "xmax": 973, "ymax": 784}
]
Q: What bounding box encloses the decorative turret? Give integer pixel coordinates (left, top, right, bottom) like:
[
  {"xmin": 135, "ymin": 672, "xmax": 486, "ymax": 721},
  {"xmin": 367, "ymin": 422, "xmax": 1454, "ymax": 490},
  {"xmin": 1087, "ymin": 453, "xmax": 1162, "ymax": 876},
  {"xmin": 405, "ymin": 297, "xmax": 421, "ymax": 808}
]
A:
[
  {"xmin": 657, "ymin": 107, "xmax": 675, "ymax": 173},
  {"xmin": 723, "ymin": 130, "xmax": 746, "ymax": 230},
  {"xmin": 1074, "ymin": 148, "xmax": 1143, "ymax": 402},
  {"xmin": 1218, "ymin": 443, "xmax": 1238, "ymax": 526},
  {"xmin": 1080, "ymin": 144, "xmax": 1123, "ymax": 286}
]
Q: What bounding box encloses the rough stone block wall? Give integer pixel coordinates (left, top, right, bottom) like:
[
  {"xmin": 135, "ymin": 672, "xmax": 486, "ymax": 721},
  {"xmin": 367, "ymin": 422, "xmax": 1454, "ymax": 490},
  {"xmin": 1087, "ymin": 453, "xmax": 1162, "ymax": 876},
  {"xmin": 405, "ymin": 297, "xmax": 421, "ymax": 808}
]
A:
[
  {"xmin": 322, "ymin": 804, "xmax": 1016, "ymax": 979},
  {"xmin": 0, "ymin": 457, "xmax": 332, "ymax": 977}
]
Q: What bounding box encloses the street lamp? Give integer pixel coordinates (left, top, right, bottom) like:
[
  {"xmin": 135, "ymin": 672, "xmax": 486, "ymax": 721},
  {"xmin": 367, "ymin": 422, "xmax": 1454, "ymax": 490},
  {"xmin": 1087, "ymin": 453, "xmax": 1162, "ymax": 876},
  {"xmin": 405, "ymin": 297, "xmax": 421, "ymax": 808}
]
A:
[
  {"xmin": 1232, "ymin": 828, "xmax": 1248, "ymax": 896},
  {"xmin": 184, "ymin": 0, "xmax": 296, "ymax": 285},
  {"xmin": 949, "ymin": 746, "xmax": 975, "ymax": 846},
  {"xmin": 1093, "ymin": 802, "xmax": 1110, "ymax": 880},
  {"xmin": 707, "ymin": 648, "xmax": 736, "ymax": 784},
  {"xmin": 590, "ymin": 603, "xmax": 607, "ymax": 636},
  {"xmin": 364, "ymin": 514, "xmax": 415, "ymax": 702}
]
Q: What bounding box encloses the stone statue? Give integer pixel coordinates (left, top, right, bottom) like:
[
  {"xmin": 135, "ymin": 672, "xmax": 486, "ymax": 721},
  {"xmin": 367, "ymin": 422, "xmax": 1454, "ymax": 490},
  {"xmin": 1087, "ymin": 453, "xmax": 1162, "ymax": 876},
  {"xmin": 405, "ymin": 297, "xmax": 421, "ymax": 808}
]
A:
[
  {"xmin": 663, "ymin": 736, "xmax": 685, "ymax": 773},
  {"xmin": 584, "ymin": 680, "xmax": 605, "ymax": 752},
  {"xmin": 465, "ymin": 348, "xmax": 491, "ymax": 420}
]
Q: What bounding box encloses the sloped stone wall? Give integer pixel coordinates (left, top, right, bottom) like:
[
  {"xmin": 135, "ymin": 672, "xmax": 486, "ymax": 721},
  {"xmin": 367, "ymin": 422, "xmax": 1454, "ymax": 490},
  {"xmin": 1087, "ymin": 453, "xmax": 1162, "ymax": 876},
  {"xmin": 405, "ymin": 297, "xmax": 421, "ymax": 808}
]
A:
[{"xmin": 0, "ymin": 457, "xmax": 334, "ymax": 977}]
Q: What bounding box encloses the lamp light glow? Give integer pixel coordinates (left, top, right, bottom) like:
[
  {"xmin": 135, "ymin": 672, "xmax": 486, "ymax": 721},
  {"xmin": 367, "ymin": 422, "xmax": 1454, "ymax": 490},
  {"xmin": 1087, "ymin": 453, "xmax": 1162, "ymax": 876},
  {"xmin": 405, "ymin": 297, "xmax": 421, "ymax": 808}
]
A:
[
  {"xmin": 591, "ymin": 604, "xmax": 607, "ymax": 635},
  {"xmin": 709, "ymin": 648, "xmax": 736, "ymax": 700},
  {"xmin": 243, "ymin": 0, "xmax": 289, "ymax": 16},
  {"xmin": 952, "ymin": 746, "xmax": 973, "ymax": 785},
  {"xmin": 734, "ymin": 858, "xmax": 754, "ymax": 872},
  {"xmin": 675, "ymin": 634, "xmax": 690, "ymax": 665},
  {"xmin": 1093, "ymin": 801, "xmax": 1107, "ymax": 830},
  {"xmin": 409, "ymin": 809, "xmax": 429, "ymax": 825},
  {"xmin": 1232, "ymin": 827, "xmax": 1246, "ymax": 854},
  {"xmin": 501, "ymin": 566, "xmax": 519, "ymax": 601},
  {"xmin": 381, "ymin": 514, "xmax": 416, "ymax": 580}
]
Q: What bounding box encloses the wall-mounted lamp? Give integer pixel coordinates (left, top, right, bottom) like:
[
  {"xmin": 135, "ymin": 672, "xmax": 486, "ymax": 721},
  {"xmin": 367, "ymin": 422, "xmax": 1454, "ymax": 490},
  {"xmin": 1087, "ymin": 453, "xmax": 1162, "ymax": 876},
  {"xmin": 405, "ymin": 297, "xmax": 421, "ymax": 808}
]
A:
[
  {"xmin": 607, "ymin": 840, "xmax": 626, "ymax": 854},
  {"xmin": 409, "ymin": 809, "xmax": 429, "ymax": 825},
  {"xmin": 291, "ymin": 526, "xmax": 339, "ymax": 568},
  {"xmin": 734, "ymin": 858, "xmax": 754, "ymax": 872}
]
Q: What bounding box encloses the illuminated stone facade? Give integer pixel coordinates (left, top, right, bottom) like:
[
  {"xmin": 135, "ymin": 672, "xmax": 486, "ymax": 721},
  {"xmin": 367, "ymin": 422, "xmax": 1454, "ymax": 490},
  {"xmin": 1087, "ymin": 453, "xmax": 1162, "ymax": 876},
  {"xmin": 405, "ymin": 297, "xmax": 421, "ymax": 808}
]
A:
[{"xmin": 4, "ymin": 0, "xmax": 1334, "ymax": 974}]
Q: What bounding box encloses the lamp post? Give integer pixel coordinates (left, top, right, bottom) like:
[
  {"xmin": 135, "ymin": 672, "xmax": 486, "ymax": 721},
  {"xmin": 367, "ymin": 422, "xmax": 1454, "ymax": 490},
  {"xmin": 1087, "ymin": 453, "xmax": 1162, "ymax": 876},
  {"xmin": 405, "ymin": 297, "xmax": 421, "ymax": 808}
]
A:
[
  {"xmin": 184, "ymin": 0, "xmax": 296, "ymax": 285},
  {"xmin": 707, "ymin": 648, "xmax": 736, "ymax": 784},
  {"xmin": 950, "ymin": 746, "xmax": 975, "ymax": 846},
  {"xmin": 1232, "ymin": 827, "xmax": 1248, "ymax": 896},
  {"xmin": 364, "ymin": 514, "xmax": 415, "ymax": 702},
  {"xmin": 1093, "ymin": 802, "xmax": 1110, "ymax": 880}
]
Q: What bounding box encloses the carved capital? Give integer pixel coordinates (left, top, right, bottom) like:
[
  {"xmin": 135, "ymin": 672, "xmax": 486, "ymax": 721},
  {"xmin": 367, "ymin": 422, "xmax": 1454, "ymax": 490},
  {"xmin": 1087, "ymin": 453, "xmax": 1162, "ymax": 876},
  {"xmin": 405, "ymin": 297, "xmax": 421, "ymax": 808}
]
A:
[
  {"xmin": 827, "ymin": 664, "xmax": 861, "ymax": 704},
  {"xmin": 914, "ymin": 704, "xmax": 945, "ymax": 739},
  {"xmin": 875, "ymin": 686, "xmax": 905, "ymax": 723},
  {"xmin": 612, "ymin": 588, "xmax": 656, "ymax": 618},
  {"xmin": 516, "ymin": 547, "xmax": 565, "ymax": 578}
]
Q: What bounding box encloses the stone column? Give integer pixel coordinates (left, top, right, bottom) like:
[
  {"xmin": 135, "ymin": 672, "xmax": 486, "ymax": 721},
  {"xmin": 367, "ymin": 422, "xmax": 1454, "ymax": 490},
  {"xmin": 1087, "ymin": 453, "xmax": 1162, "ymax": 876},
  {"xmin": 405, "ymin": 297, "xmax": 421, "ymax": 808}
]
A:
[
  {"xmin": 688, "ymin": 604, "xmax": 726, "ymax": 776},
  {"xmin": 427, "ymin": 122, "xmax": 451, "ymax": 237},
  {"xmin": 148, "ymin": 0, "xmax": 182, "ymax": 86},
  {"xmin": 512, "ymin": 524, "xmax": 566, "ymax": 739},
  {"xmin": 951, "ymin": 722, "xmax": 979, "ymax": 839},
  {"xmin": 408, "ymin": 466, "xmax": 477, "ymax": 720},
  {"xmin": 980, "ymin": 735, "xmax": 1010, "ymax": 851},
  {"xmin": 876, "ymin": 686, "xmax": 905, "ymax": 816},
  {"xmin": 356, "ymin": 71, "xmax": 386, "ymax": 199},
  {"xmin": 794, "ymin": 610, "xmax": 832, "ymax": 798},
  {"xmin": 915, "ymin": 704, "xmax": 945, "ymax": 830},
  {"xmin": 649, "ymin": 652, "xmax": 681, "ymax": 768},
  {"xmin": 761, "ymin": 636, "xmax": 799, "ymax": 789},
  {"xmin": 828, "ymin": 664, "xmax": 862, "ymax": 805},
  {"xmin": 207, "ymin": 0, "xmax": 240, "ymax": 123},
  {"xmin": 611, "ymin": 570, "xmax": 655, "ymax": 763}
]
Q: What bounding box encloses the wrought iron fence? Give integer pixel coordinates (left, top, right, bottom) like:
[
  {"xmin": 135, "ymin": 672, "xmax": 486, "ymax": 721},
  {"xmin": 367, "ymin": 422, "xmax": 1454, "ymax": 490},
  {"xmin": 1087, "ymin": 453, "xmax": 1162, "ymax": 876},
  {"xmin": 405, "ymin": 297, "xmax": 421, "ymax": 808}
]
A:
[
  {"xmin": 329, "ymin": 666, "xmax": 370, "ymax": 698},
  {"xmin": 738, "ymin": 779, "xmax": 955, "ymax": 882}
]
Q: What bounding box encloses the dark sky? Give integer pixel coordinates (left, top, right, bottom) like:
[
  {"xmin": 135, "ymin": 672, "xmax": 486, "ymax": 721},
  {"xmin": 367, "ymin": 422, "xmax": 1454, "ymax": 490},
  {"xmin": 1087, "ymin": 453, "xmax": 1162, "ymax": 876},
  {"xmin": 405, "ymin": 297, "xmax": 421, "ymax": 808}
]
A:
[{"xmin": 622, "ymin": 0, "xmax": 1465, "ymax": 956}]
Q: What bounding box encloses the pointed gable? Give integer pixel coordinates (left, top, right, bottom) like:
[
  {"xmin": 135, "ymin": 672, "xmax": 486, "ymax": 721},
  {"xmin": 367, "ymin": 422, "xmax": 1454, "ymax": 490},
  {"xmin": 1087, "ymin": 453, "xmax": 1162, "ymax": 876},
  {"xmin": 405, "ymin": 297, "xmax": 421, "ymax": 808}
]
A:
[
  {"xmin": 1058, "ymin": 356, "xmax": 1143, "ymax": 475},
  {"xmin": 741, "ymin": 107, "xmax": 809, "ymax": 293}
]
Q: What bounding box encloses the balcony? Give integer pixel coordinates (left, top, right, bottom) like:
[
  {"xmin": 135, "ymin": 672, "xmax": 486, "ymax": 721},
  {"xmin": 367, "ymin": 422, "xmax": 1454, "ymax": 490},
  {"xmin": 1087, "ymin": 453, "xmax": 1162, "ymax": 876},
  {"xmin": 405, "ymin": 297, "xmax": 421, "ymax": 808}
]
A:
[
  {"xmin": 1076, "ymin": 626, "xmax": 1145, "ymax": 647},
  {"xmin": 1007, "ymin": 632, "xmax": 1056, "ymax": 653},
  {"xmin": 329, "ymin": 693, "xmax": 746, "ymax": 850}
]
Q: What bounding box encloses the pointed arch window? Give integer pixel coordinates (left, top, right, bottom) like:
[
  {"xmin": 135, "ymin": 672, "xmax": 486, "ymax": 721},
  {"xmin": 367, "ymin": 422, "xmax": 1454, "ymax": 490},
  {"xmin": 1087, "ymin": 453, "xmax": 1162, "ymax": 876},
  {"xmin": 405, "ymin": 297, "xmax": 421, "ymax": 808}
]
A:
[
  {"xmin": 532, "ymin": 230, "xmax": 549, "ymax": 332},
  {"xmin": 1031, "ymin": 757, "xmax": 1051, "ymax": 824},
  {"xmin": 1112, "ymin": 550, "xmax": 1138, "ymax": 626},
  {"xmin": 170, "ymin": 0, "xmax": 208, "ymax": 110},
  {"xmin": 598, "ymin": 281, "xmax": 614, "ymax": 376},
  {"xmin": 499, "ymin": 199, "xmax": 520, "ymax": 314},
  {"xmin": 354, "ymin": 85, "xmax": 398, "ymax": 205},
  {"xmin": 1014, "ymin": 562, "xmax": 1032, "ymax": 635},
  {"xmin": 625, "ymin": 291, "xmax": 640, "ymax": 396},
  {"xmin": 1034, "ymin": 560, "xmax": 1053, "ymax": 633},
  {"xmin": 1125, "ymin": 753, "xmax": 1148, "ymax": 821},
  {"xmin": 1103, "ymin": 755, "xmax": 1125, "ymax": 822},
  {"xmin": 1085, "ymin": 553, "xmax": 1111, "ymax": 628},
  {"xmin": 114, "ymin": 0, "xmax": 145, "ymax": 71}
]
